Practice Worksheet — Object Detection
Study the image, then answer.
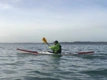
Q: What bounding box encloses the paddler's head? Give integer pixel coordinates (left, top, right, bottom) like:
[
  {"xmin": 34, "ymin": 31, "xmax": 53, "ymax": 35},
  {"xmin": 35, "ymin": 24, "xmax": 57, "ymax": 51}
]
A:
[{"xmin": 54, "ymin": 40, "xmax": 58, "ymax": 44}]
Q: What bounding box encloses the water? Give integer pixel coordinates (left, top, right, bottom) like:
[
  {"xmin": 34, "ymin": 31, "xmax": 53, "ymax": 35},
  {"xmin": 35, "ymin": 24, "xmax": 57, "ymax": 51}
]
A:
[{"xmin": 0, "ymin": 43, "xmax": 107, "ymax": 80}]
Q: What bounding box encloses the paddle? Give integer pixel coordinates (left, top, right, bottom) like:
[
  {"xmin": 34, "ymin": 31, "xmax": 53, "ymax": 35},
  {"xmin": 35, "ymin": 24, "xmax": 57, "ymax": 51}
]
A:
[{"xmin": 42, "ymin": 37, "xmax": 50, "ymax": 46}]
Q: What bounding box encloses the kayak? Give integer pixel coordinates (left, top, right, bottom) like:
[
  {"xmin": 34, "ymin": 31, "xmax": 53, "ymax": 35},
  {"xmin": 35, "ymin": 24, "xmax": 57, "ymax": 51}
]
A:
[{"xmin": 17, "ymin": 48, "xmax": 94, "ymax": 55}]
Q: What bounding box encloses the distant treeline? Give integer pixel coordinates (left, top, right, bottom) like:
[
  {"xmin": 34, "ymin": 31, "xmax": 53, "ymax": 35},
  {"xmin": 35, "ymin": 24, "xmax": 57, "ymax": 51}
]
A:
[{"xmin": 59, "ymin": 41, "xmax": 107, "ymax": 45}]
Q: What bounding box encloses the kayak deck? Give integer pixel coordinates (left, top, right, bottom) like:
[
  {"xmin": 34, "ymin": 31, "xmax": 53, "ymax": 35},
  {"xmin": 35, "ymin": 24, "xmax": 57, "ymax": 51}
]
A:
[{"xmin": 17, "ymin": 48, "xmax": 94, "ymax": 55}]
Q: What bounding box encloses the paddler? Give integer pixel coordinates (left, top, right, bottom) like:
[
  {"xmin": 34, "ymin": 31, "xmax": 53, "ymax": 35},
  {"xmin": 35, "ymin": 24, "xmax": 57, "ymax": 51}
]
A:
[{"xmin": 49, "ymin": 40, "xmax": 62, "ymax": 54}]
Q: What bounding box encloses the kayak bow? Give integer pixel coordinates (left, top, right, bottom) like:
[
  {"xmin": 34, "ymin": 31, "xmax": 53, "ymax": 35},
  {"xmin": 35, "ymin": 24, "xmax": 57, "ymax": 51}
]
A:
[{"xmin": 17, "ymin": 48, "xmax": 38, "ymax": 54}]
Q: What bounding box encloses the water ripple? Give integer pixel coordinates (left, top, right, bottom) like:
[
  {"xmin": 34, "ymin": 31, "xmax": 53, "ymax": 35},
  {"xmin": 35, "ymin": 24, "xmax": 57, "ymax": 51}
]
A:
[{"xmin": 0, "ymin": 43, "xmax": 107, "ymax": 80}]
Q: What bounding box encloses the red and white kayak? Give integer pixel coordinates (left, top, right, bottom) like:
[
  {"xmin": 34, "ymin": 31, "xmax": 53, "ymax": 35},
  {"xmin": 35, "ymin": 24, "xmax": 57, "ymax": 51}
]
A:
[{"xmin": 17, "ymin": 48, "xmax": 94, "ymax": 55}]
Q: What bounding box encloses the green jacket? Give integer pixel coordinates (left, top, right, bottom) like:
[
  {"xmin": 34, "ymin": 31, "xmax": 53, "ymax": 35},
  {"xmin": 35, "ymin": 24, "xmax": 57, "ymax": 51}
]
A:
[{"xmin": 49, "ymin": 43, "xmax": 61, "ymax": 53}]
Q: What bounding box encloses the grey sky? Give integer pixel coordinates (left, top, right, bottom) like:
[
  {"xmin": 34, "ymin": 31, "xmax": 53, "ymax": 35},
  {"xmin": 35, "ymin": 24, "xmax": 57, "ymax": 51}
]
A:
[{"xmin": 0, "ymin": 0, "xmax": 107, "ymax": 42}]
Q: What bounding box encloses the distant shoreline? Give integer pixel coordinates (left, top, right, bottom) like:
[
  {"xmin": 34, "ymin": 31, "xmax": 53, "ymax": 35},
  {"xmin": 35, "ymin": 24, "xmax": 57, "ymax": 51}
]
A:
[
  {"xmin": 0, "ymin": 42, "xmax": 107, "ymax": 44},
  {"xmin": 60, "ymin": 42, "xmax": 107, "ymax": 44}
]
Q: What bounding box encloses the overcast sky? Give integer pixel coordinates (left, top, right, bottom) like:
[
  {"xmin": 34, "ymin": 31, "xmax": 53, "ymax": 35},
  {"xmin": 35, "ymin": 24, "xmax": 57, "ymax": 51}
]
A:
[{"xmin": 0, "ymin": 0, "xmax": 107, "ymax": 43}]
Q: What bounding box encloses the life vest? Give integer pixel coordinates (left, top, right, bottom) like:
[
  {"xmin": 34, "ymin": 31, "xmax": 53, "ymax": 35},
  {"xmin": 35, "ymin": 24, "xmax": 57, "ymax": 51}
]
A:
[{"xmin": 57, "ymin": 45, "xmax": 61, "ymax": 53}]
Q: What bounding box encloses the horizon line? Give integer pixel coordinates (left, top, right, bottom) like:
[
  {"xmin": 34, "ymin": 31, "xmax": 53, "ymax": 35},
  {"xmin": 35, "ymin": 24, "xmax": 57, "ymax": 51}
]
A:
[{"xmin": 0, "ymin": 41, "xmax": 107, "ymax": 43}]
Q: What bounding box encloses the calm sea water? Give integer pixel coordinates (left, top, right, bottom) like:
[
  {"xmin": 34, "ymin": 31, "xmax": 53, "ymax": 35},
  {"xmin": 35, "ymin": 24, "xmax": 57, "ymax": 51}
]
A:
[{"xmin": 0, "ymin": 43, "xmax": 107, "ymax": 80}]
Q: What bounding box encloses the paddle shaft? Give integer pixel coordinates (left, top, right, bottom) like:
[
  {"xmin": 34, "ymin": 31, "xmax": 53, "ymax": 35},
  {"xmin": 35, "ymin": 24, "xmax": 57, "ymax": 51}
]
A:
[{"xmin": 46, "ymin": 42, "xmax": 50, "ymax": 46}]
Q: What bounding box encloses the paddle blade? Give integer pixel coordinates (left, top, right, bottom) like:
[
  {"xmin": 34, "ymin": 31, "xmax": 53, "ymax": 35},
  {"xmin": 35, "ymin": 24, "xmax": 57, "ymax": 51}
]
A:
[
  {"xmin": 42, "ymin": 37, "xmax": 50, "ymax": 46},
  {"xmin": 42, "ymin": 37, "xmax": 47, "ymax": 43}
]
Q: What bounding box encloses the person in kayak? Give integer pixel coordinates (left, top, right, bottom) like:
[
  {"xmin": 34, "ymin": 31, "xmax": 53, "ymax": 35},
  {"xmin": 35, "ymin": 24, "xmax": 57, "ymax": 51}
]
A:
[{"xmin": 49, "ymin": 40, "xmax": 62, "ymax": 54}]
